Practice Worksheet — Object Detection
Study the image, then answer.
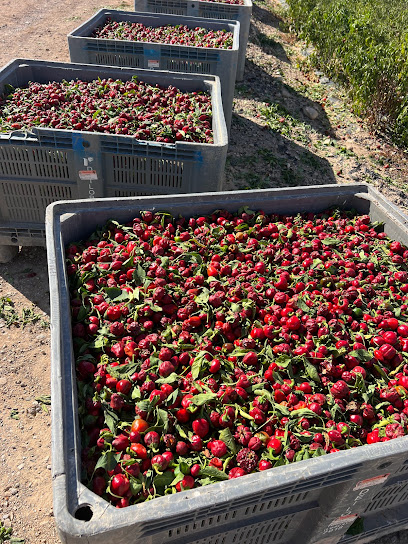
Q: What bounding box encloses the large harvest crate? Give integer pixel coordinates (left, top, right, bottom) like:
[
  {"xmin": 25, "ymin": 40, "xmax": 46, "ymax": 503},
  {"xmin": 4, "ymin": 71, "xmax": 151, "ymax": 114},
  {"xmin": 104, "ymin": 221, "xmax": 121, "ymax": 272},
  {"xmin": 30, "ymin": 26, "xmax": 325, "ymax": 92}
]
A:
[
  {"xmin": 134, "ymin": 0, "xmax": 252, "ymax": 81},
  {"xmin": 68, "ymin": 9, "xmax": 239, "ymax": 130},
  {"xmin": 46, "ymin": 183, "xmax": 408, "ymax": 544},
  {"xmin": 0, "ymin": 59, "xmax": 227, "ymax": 248}
]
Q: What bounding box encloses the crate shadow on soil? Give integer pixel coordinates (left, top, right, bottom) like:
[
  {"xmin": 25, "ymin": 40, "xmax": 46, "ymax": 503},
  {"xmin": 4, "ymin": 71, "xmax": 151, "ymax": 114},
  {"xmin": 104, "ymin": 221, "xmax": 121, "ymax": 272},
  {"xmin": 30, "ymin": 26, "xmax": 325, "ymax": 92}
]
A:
[
  {"xmin": 252, "ymin": 0, "xmax": 286, "ymax": 31},
  {"xmin": 243, "ymin": 58, "xmax": 336, "ymax": 139},
  {"xmin": 0, "ymin": 246, "xmax": 50, "ymax": 316},
  {"xmin": 249, "ymin": 28, "xmax": 291, "ymax": 64},
  {"xmin": 226, "ymin": 113, "xmax": 337, "ymax": 190}
]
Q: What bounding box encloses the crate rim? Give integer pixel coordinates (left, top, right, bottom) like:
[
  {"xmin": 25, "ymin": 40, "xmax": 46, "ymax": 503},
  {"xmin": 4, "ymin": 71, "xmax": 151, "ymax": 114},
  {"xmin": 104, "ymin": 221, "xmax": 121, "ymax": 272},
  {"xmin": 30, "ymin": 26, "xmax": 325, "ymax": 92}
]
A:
[
  {"xmin": 47, "ymin": 182, "xmax": 408, "ymax": 539},
  {"xmin": 68, "ymin": 8, "xmax": 241, "ymax": 52},
  {"xmin": 0, "ymin": 58, "xmax": 227, "ymax": 148},
  {"xmin": 143, "ymin": 0, "xmax": 253, "ymax": 7}
]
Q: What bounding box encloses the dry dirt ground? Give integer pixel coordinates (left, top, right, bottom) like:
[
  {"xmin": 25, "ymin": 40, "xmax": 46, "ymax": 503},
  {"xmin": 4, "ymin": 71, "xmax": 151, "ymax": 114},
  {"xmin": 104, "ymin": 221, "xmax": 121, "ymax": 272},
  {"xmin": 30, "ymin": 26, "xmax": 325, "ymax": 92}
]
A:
[{"xmin": 0, "ymin": 0, "xmax": 408, "ymax": 542}]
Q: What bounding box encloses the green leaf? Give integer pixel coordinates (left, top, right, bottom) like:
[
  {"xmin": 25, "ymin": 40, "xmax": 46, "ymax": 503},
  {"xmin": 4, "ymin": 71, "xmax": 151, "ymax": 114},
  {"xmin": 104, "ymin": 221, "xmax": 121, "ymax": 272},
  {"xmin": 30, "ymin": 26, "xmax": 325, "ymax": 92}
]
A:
[
  {"xmin": 290, "ymin": 408, "xmax": 321, "ymax": 419},
  {"xmin": 195, "ymin": 288, "xmax": 210, "ymax": 304},
  {"xmin": 103, "ymin": 287, "xmax": 129, "ymax": 302},
  {"xmin": 154, "ymin": 471, "xmax": 174, "ymax": 490},
  {"xmin": 275, "ymin": 354, "xmax": 292, "ymax": 368},
  {"xmin": 76, "ymin": 305, "xmax": 88, "ymax": 322},
  {"xmin": 219, "ymin": 427, "xmax": 238, "ymax": 454},
  {"xmin": 106, "ymin": 360, "xmax": 139, "ymax": 379},
  {"xmin": 94, "ymin": 454, "xmax": 109, "ymax": 472},
  {"xmin": 296, "ymin": 297, "xmax": 310, "ymax": 312},
  {"xmin": 321, "ymin": 238, "xmax": 339, "ymax": 246},
  {"xmin": 304, "ymin": 360, "xmax": 321, "ymax": 383},
  {"xmin": 157, "ymin": 408, "xmax": 169, "ymax": 433},
  {"xmin": 98, "ymin": 451, "xmax": 121, "ymax": 473},
  {"xmin": 103, "ymin": 404, "xmax": 119, "ymax": 433},
  {"xmin": 129, "ymin": 476, "xmax": 143, "ymax": 495},
  {"xmin": 199, "ymin": 466, "xmax": 229, "ymax": 480},
  {"xmin": 238, "ymin": 407, "xmax": 254, "ymax": 420},
  {"xmin": 156, "ymin": 372, "xmax": 179, "ymax": 385},
  {"xmin": 191, "ymin": 352, "xmax": 211, "ymax": 380},
  {"xmin": 190, "ymin": 393, "xmax": 217, "ymax": 406},
  {"xmin": 170, "ymin": 472, "xmax": 185, "ymax": 486},
  {"xmin": 348, "ymin": 349, "xmax": 372, "ymax": 362},
  {"xmin": 136, "ymin": 400, "xmax": 151, "ymax": 413},
  {"xmin": 133, "ymin": 264, "xmax": 146, "ymax": 285},
  {"xmin": 89, "ymin": 335, "xmax": 109, "ymax": 349},
  {"xmin": 374, "ymin": 364, "xmax": 389, "ymax": 383},
  {"xmin": 175, "ymin": 423, "xmax": 189, "ymax": 440}
]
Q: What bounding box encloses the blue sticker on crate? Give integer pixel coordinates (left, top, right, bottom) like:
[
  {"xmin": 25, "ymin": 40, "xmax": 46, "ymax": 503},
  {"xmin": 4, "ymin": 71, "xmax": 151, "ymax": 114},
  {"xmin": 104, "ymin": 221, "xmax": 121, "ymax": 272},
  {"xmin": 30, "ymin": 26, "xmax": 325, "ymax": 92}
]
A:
[
  {"xmin": 72, "ymin": 133, "xmax": 86, "ymax": 151},
  {"xmin": 145, "ymin": 49, "xmax": 160, "ymax": 58}
]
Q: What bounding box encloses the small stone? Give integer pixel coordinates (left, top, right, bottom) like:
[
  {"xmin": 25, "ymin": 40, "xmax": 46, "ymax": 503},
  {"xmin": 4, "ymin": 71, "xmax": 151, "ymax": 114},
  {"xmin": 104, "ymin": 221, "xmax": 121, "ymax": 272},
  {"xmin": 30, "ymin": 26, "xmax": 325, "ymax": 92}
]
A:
[
  {"xmin": 47, "ymin": 464, "xmax": 52, "ymax": 470},
  {"xmin": 3, "ymin": 518, "xmax": 12, "ymax": 528},
  {"xmin": 320, "ymin": 76, "xmax": 331, "ymax": 84},
  {"xmin": 17, "ymin": 464, "xmax": 24, "ymax": 470},
  {"xmin": 8, "ymin": 487, "xmax": 18, "ymax": 496},
  {"xmin": 304, "ymin": 106, "xmax": 319, "ymax": 120},
  {"xmin": 0, "ymin": 377, "xmax": 7, "ymax": 386}
]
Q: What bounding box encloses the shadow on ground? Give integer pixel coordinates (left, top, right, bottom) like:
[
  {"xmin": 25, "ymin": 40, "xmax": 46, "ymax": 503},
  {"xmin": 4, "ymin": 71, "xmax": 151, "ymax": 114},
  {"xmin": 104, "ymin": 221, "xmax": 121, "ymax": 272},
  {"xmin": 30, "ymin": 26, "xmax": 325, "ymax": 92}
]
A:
[
  {"xmin": 242, "ymin": 57, "xmax": 336, "ymax": 139},
  {"xmin": 0, "ymin": 246, "xmax": 50, "ymax": 316},
  {"xmin": 226, "ymin": 111, "xmax": 337, "ymax": 190}
]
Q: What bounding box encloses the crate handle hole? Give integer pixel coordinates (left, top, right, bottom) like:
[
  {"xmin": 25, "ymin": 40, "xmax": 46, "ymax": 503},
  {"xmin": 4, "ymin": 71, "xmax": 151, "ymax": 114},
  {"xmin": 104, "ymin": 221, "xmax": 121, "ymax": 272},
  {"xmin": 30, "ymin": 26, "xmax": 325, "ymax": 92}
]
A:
[
  {"xmin": 378, "ymin": 462, "xmax": 392, "ymax": 469},
  {"xmin": 74, "ymin": 504, "xmax": 93, "ymax": 521},
  {"xmin": 82, "ymin": 141, "xmax": 90, "ymax": 148},
  {"xmin": 10, "ymin": 237, "xmax": 18, "ymax": 244}
]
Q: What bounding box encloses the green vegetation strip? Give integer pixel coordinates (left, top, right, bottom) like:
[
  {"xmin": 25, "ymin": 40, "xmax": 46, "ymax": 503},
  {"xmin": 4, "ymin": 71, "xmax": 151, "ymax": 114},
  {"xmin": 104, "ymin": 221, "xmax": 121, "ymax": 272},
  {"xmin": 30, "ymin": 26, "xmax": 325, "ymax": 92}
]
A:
[{"xmin": 286, "ymin": 0, "xmax": 408, "ymax": 147}]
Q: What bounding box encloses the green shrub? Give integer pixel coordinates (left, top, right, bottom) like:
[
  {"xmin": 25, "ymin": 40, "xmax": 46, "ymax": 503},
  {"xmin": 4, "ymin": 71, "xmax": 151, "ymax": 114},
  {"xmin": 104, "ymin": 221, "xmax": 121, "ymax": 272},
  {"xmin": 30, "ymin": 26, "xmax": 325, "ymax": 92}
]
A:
[{"xmin": 286, "ymin": 0, "xmax": 408, "ymax": 147}]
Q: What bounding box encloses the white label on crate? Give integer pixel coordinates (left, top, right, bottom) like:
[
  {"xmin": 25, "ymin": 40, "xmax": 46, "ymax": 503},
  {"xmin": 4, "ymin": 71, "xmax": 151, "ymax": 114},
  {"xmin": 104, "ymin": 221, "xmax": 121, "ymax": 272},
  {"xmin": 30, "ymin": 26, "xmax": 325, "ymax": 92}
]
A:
[
  {"xmin": 353, "ymin": 474, "xmax": 390, "ymax": 491},
  {"xmin": 79, "ymin": 169, "xmax": 98, "ymax": 181},
  {"xmin": 148, "ymin": 59, "xmax": 160, "ymax": 68}
]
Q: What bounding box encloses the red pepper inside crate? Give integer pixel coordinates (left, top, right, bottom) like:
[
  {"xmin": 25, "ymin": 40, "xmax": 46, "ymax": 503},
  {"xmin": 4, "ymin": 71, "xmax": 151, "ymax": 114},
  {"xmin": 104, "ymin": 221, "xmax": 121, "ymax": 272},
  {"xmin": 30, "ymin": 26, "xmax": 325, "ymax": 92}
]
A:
[
  {"xmin": 92, "ymin": 19, "xmax": 234, "ymax": 49},
  {"xmin": 66, "ymin": 207, "xmax": 408, "ymax": 507},
  {"xmin": 0, "ymin": 76, "xmax": 213, "ymax": 143}
]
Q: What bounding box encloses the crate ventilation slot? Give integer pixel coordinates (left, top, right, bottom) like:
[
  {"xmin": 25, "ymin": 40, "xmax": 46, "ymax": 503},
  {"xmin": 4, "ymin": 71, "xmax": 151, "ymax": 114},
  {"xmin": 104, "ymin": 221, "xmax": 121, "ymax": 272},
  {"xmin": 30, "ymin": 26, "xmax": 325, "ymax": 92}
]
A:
[
  {"xmin": 199, "ymin": 5, "xmax": 240, "ymax": 17},
  {"xmin": 109, "ymin": 155, "xmax": 184, "ymax": 188},
  {"xmin": 0, "ymin": 146, "xmax": 70, "ymax": 180},
  {"xmin": 230, "ymin": 514, "xmax": 295, "ymax": 544},
  {"xmin": 0, "ymin": 181, "xmax": 74, "ymax": 223},
  {"xmin": 91, "ymin": 53, "xmax": 141, "ymax": 68},
  {"xmin": 147, "ymin": 0, "xmax": 185, "ymax": 14},
  {"xmin": 163, "ymin": 59, "xmax": 212, "ymax": 73},
  {"xmin": 364, "ymin": 480, "xmax": 408, "ymax": 513}
]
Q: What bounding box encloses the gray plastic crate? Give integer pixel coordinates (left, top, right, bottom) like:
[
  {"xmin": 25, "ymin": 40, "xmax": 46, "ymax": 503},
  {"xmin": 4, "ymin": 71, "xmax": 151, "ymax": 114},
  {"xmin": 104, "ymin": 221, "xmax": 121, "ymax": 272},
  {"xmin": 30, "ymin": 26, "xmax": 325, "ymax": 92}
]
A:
[
  {"xmin": 68, "ymin": 9, "xmax": 239, "ymax": 131},
  {"xmin": 0, "ymin": 59, "xmax": 227, "ymax": 249},
  {"xmin": 46, "ymin": 183, "xmax": 408, "ymax": 544},
  {"xmin": 338, "ymin": 505, "xmax": 408, "ymax": 544},
  {"xmin": 134, "ymin": 0, "xmax": 252, "ymax": 80}
]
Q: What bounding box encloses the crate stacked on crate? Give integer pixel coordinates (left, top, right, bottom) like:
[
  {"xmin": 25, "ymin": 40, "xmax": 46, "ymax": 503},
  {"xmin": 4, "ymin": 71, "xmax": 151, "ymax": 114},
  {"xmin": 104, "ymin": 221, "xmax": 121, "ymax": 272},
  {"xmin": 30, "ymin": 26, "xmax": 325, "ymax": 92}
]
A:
[
  {"xmin": 134, "ymin": 0, "xmax": 252, "ymax": 81},
  {"xmin": 68, "ymin": 9, "xmax": 240, "ymax": 131},
  {"xmin": 0, "ymin": 59, "xmax": 227, "ymax": 249},
  {"xmin": 45, "ymin": 183, "xmax": 408, "ymax": 544}
]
